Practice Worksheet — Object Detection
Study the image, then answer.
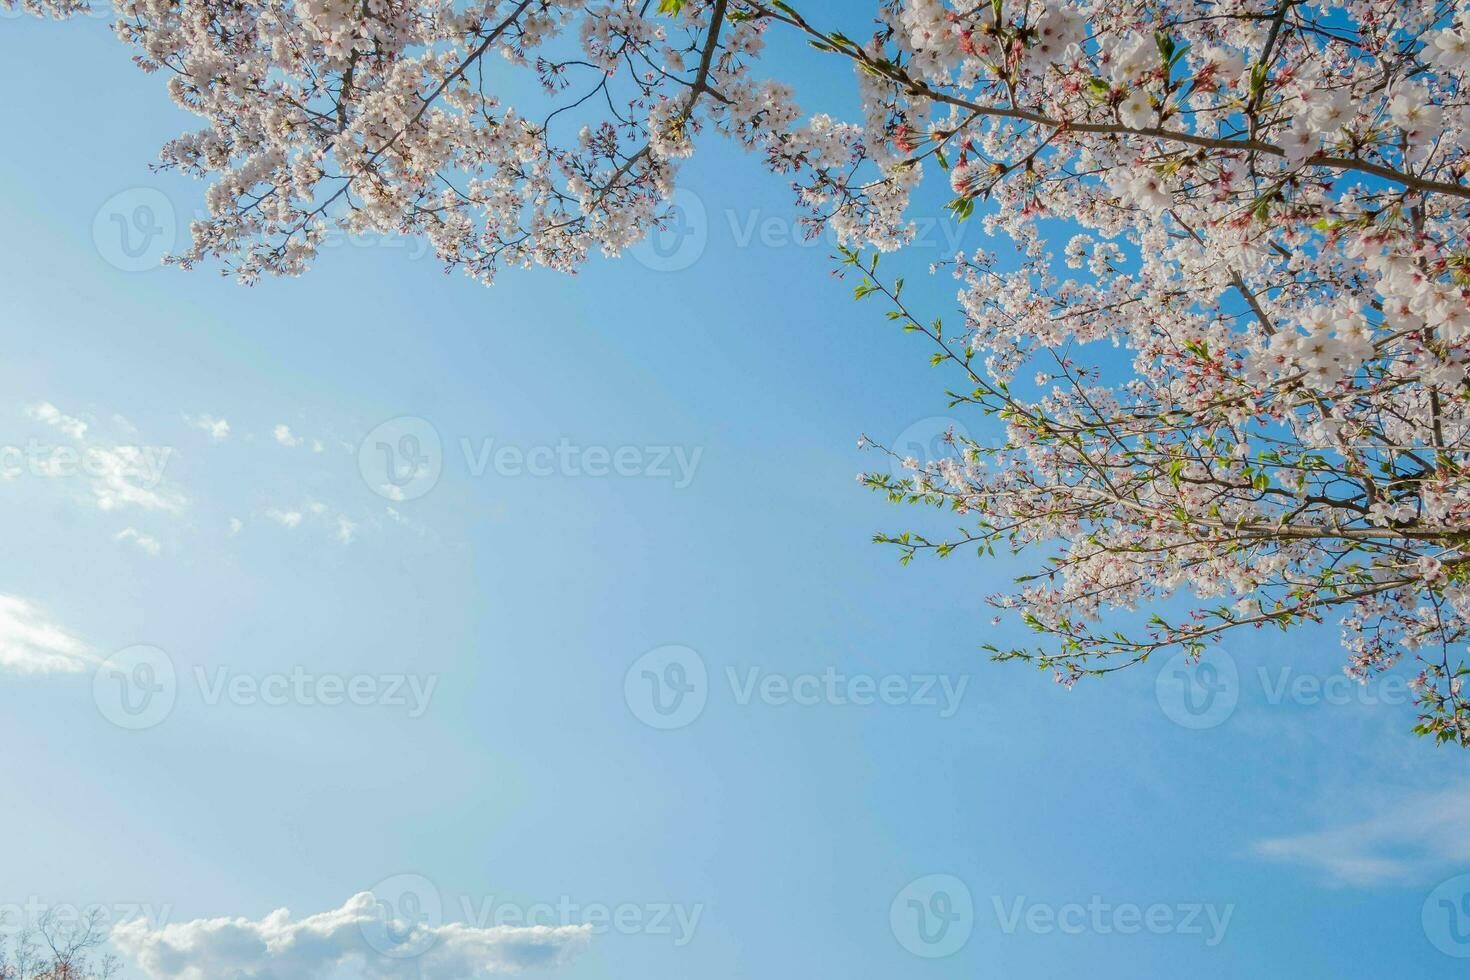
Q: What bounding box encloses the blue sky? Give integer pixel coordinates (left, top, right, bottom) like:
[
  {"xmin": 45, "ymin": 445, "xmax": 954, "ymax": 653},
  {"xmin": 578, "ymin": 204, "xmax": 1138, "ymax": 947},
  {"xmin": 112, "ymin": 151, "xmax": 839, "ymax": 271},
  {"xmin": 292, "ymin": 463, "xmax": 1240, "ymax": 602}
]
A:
[{"xmin": 2, "ymin": 7, "xmax": 1469, "ymax": 978}]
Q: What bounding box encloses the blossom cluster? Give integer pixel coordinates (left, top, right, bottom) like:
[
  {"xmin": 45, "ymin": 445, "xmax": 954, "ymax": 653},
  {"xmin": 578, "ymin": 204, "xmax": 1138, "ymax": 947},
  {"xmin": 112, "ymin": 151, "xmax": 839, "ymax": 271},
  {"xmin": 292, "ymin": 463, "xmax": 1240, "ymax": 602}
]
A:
[
  {"xmin": 835, "ymin": 0, "xmax": 1470, "ymax": 742},
  {"xmin": 12, "ymin": 0, "xmax": 848, "ymax": 284},
  {"xmin": 13, "ymin": 0, "xmax": 1470, "ymax": 741}
]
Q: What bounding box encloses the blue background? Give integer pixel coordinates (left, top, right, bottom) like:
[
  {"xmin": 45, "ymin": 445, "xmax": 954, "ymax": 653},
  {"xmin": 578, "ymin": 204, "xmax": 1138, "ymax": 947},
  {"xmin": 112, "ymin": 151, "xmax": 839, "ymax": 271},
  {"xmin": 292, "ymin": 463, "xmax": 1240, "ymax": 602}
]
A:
[{"xmin": 1, "ymin": 6, "xmax": 1467, "ymax": 976}]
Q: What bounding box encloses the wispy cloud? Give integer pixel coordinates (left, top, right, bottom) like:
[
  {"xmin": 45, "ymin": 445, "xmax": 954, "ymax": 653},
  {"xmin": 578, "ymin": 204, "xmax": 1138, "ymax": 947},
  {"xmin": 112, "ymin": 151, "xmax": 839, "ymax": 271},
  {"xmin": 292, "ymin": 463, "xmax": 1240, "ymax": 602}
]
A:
[
  {"xmin": 13, "ymin": 401, "xmax": 376, "ymax": 552},
  {"xmin": 263, "ymin": 501, "xmax": 359, "ymax": 544},
  {"xmin": 0, "ymin": 594, "xmax": 93, "ymax": 675},
  {"xmin": 115, "ymin": 527, "xmax": 162, "ymax": 556},
  {"xmin": 273, "ymin": 424, "xmax": 302, "ymax": 448},
  {"xmin": 110, "ymin": 891, "xmax": 591, "ymax": 979},
  {"xmin": 87, "ymin": 447, "xmax": 183, "ymax": 513},
  {"xmin": 1253, "ymin": 783, "xmax": 1470, "ymax": 885},
  {"xmin": 22, "ymin": 401, "xmax": 183, "ymax": 513},
  {"xmin": 27, "ymin": 401, "xmax": 88, "ymax": 440},
  {"xmin": 185, "ymin": 414, "xmax": 231, "ymax": 442},
  {"xmin": 265, "ymin": 508, "xmax": 303, "ymax": 529}
]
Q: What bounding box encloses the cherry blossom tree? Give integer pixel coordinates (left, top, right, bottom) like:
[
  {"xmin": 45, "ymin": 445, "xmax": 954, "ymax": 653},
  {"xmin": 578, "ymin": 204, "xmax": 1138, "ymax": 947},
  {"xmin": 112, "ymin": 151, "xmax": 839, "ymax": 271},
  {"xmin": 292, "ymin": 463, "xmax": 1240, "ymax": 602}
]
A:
[
  {"xmin": 834, "ymin": 0, "xmax": 1470, "ymax": 747},
  {"xmin": 9, "ymin": 0, "xmax": 1470, "ymax": 742}
]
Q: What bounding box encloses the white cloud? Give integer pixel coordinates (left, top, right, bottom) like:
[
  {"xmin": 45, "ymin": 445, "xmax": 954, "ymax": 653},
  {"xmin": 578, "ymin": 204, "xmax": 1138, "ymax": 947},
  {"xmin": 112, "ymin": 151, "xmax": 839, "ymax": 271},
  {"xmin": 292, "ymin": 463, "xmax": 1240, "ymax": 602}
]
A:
[
  {"xmin": 110, "ymin": 891, "xmax": 591, "ymax": 979},
  {"xmin": 383, "ymin": 506, "xmax": 433, "ymax": 540},
  {"xmin": 1253, "ymin": 784, "xmax": 1470, "ymax": 885},
  {"xmin": 185, "ymin": 414, "xmax": 231, "ymax": 442},
  {"xmin": 228, "ymin": 517, "xmax": 243, "ymax": 536},
  {"xmin": 88, "ymin": 446, "xmax": 184, "ymax": 513},
  {"xmin": 27, "ymin": 401, "xmax": 88, "ymax": 440},
  {"xmin": 273, "ymin": 424, "xmax": 302, "ymax": 448},
  {"xmin": 266, "ymin": 508, "xmax": 303, "ymax": 529},
  {"xmin": 20, "ymin": 402, "xmax": 183, "ymax": 514},
  {"xmin": 0, "ymin": 594, "xmax": 93, "ymax": 675},
  {"xmin": 269, "ymin": 501, "xmax": 361, "ymax": 545},
  {"xmin": 115, "ymin": 527, "xmax": 162, "ymax": 556}
]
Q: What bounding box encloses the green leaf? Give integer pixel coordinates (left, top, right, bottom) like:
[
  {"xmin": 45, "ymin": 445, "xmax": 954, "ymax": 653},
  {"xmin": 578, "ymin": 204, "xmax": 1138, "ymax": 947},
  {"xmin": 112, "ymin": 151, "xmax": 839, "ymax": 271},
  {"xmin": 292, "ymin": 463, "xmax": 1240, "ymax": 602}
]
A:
[
  {"xmin": 1249, "ymin": 62, "xmax": 1268, "ymax": 102},
  {"xmin": 1154, "ymin": 32, "xmax": 1175, "ymax": 66}
]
